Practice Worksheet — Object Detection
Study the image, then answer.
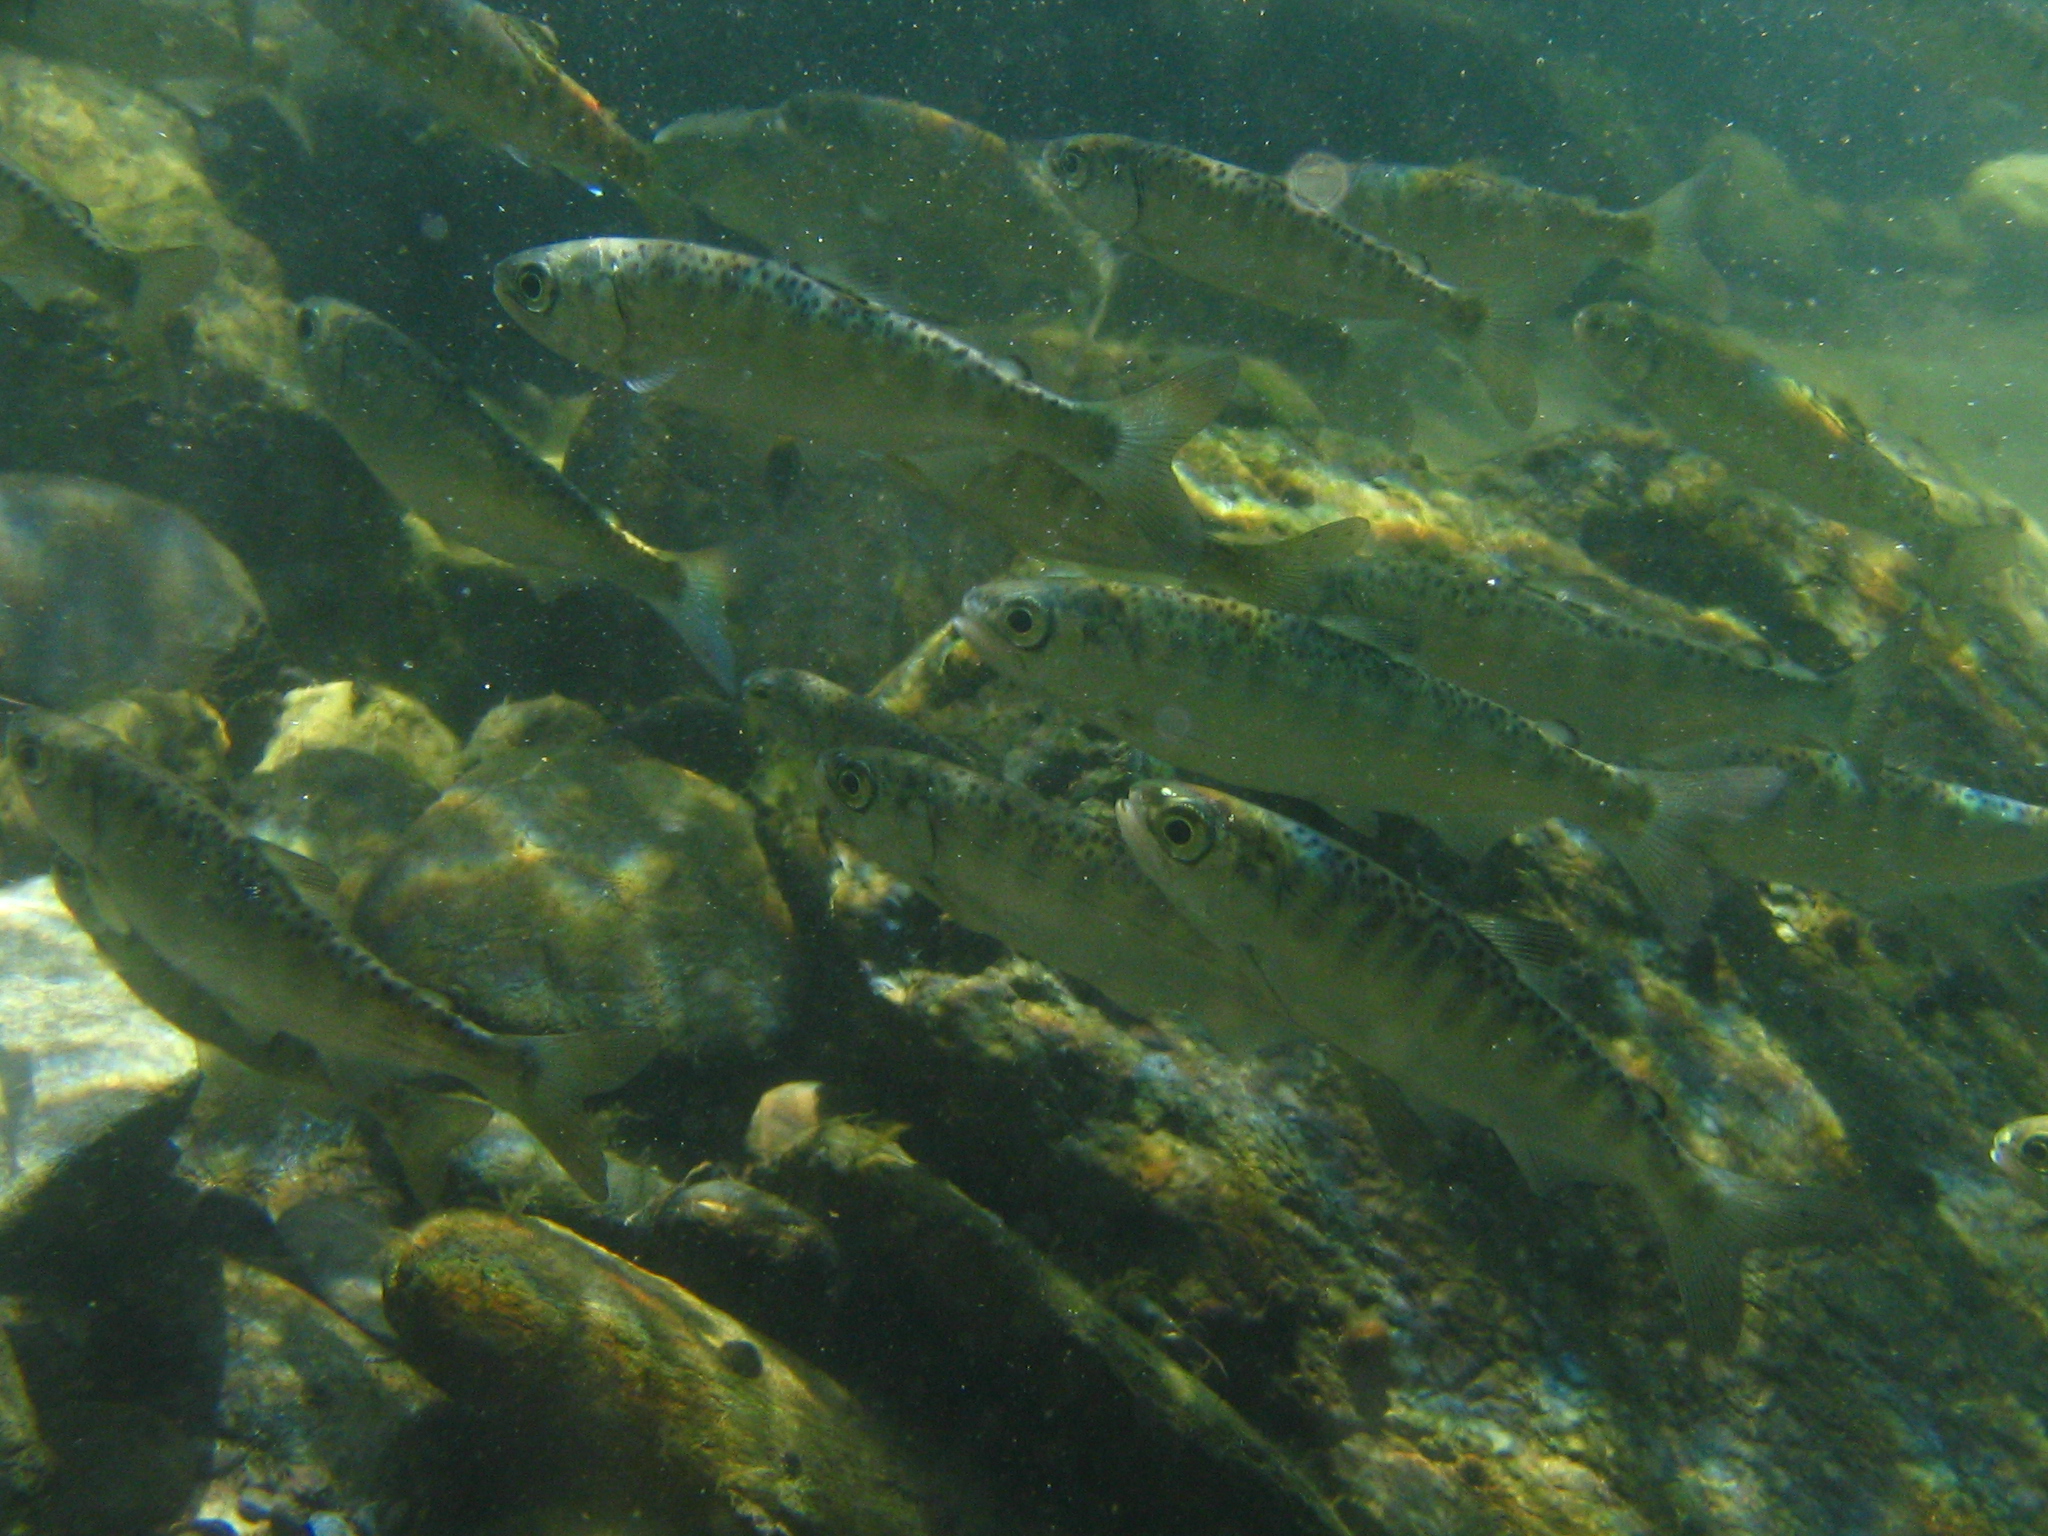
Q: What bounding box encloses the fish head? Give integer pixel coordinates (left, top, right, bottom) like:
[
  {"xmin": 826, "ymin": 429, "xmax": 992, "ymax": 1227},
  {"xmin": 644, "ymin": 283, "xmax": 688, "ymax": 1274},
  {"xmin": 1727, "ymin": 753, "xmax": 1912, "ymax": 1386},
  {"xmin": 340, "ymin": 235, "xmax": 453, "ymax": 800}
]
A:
[
  {"xmin": 6, "ymin": 707, "xmax": 140, "ymax": 864},
  {"xmin": 1116, "ymin": 779, "xmax": 1285, "ymax": 946},
  {"xmin": 295, "ymin": 295, "xmax": 405, "ymax": 408},
  {"xmin": 1040, "ymin": 135, "xmax": 1142, "ymax": 237},
  {"xmin": 814, "ymin": 748, "xmax": 942, "ymax": 875},
  {"xmin": 1991, "ymin": 1115, "xmax": 2048, "ymax": 1209},
  {"xmin": 740, "ymin": 667, "xmax": 842, "ymax": 749},
  {"xmin": 1572, "ymin": 300, "xmax": 1663, "ymax": 389},
  {"xmin": 494, "ymin": 241, "xmax": 630, "ymax": 378},
  {"xmin": 955, "ymin": 575, "xmax": 1129, "ymax": 695}
]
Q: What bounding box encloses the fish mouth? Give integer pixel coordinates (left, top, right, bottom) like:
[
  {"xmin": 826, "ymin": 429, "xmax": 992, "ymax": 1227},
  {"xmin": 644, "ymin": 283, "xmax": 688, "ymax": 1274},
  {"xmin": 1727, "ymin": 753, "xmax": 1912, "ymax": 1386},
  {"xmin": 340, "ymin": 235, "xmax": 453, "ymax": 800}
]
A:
[{"xmin": 951, "ymin": 610, "xmax": 1004, "ymax": 666}]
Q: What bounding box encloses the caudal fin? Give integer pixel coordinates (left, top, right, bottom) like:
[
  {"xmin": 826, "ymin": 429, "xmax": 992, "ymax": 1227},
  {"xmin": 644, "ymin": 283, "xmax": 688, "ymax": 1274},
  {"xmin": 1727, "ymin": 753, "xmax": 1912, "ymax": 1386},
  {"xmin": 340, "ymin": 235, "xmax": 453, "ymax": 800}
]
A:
[
  {"xmin": 1189, "ymin": 517, "xmax": 1371, "ymax": 610},
  {"xmin": 1461, "ymin": 324, "xmax": 1539, "ymax": 430},
  {"xmin": 1082, "ymin": 356, "xmax": 1238, "ymax": 550},
  {"xmin": 1613, "ymin": 765, "xmax": 1787, "ymax": 938},
  {"xmin": 122, "ymin": 243, "xmax": 220, "ymax": 390},
  {"xmin": 507, "ymin": 1027, "xmax": 661, "ymax": 1200},
  {"xmin": 1653, "ymin": 1162, "xmax": 1869, "ymax": 1354},
  {"xmin": 1640, "ymin": 173, "xmax": 1731, "ymax": 323},
  {"xmin": 649, "ymin": 547, "xmax": 735, "ymax": 693}
]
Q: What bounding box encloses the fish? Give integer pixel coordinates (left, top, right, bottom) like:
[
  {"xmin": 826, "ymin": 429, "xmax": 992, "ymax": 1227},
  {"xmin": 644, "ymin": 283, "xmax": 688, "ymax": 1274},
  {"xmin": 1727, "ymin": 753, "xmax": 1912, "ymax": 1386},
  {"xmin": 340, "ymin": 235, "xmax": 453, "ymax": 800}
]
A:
[
  {"xmin": 6, "ymin": 707, "xmax": 654, "ymax": 1198},
  {"xmin": 739, "ymin": 668, "xmax": 990, "ymax": 773},
  {"xmin": 1117, "ymin": 780, "xmax": 1861, "ymax": 1352},
  {"xmin": 1192, "ymin": 526, "xmax": 1900, "ymax": 762},
  {"xmin": 494, "ymin": 237, "xmax": 1235, "ymax": 546},
  {"xmin": 1038, "ymin": 133, "xmax": 1535, "ymax": 427},
  {"xmin": 0, "ymin": 154, "xmax": 218, "ymax": 376},
  {"xmin": 1573, "ymin": 302, "xmax": 2020, "ymax": 581},
  {"xmin": 53, "ymin": 853, "xmax": 493, "ymax": 1206},
  {"xmin": 1990, "ymin": 1116, "xmax": 2048, "ymax": 1208},
  {"xmin": 1846, "ymin": 0, "xmax": 2048, "ymax": 122},
  {"xmin": 813, "ymin": 746, "xmax": 1285, "ymax": 1049},
  {"xmin": 1284, "ymin": 152, "xmax": 1726, "ymax": 323},
  {"xmin": 1672, "ymin": 746, "xmax": 2048, "ymax": 908},
  {"xmin": 642, "ymin": 91, "xmax": 1113, "ymax": 325},
  {"xmin": 304, "ymin": 0, "xmax": 653, "ymax": 192},
  {"xmin": 297, "ymin": 297, "xmax": 733, "ymax": 690},
  {"xmin": 0, "ymin": 473, "xmax": 266, "ymax": 712},
  {"xmin": 955, "ymin": 575, "xmax": 1784, "ymax": 931}
]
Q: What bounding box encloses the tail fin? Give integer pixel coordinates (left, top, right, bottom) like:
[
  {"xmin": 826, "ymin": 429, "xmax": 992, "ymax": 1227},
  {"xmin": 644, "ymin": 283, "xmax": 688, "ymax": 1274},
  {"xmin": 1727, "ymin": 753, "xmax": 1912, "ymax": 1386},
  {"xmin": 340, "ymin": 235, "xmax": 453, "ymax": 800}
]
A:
[
  {"xmin": 1189, "ymin": 517, "xmax": 1371, "ymax": 609},
  {"xmin": 1082, "ymin": 357, "xmax": 1238, "ymax": 549},
  {"xmin": 1612, "ymin": 765, "xmax": 1787, "ymax": 938},
  {"xmin": 1640, "ymin": 173, "xmax": 1731, "ymax": 323},
  {"xmin": 1460, "ymin": 324, "xmax": 1539, "ymax": 429},
  {"xmin": 1840, "ymin": 607, "xmax": 1921, "ymax": 753},
  {"xmin": 649, "ymin": 547, "xmax": 735, "ymax": 693},
  {"xmin": 507, "ymin": 1027, "xmax": 660, "ymax": 1200},
  {"xmin": 1653, "ymin": 1163, "xmax": 1869, "ymax": 1354},
  {"xmin": 121, "ymin": 243, "xmax": 220, "ymax": 389}
]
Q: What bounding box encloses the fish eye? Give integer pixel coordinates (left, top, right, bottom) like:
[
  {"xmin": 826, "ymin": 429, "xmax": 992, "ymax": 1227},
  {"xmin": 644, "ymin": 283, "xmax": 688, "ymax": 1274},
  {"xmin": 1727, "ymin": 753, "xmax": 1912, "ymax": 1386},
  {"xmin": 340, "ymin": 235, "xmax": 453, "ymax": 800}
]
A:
[
  {"xmin": 10, "ymin": 733, "xmax": 45, "ymax": 785},
  {"xmin": 1155, "ymin": 804, "xmax": 1214, "ymax": 863},
  {"xmin": 826, "ymin": 754, "xmax": 876, "ymax": 811},
  {"xmin": 1048, "ymin": 145, "xmax": 1088, "ymax": 188},
  {"xmin": 996, "ymin": 595, "xmax": 1051, "ymax": 650},
  {"xmin": 294, "ymin": 305, "xmax": 317, "ymax": 344},
  {"xmin": 510, "ymin": 262, "xmax": 556, "ymax": 314},
  {"xmin": 2023, "ymin": 1134, "xmax": 2048, "ymax": 1173}
]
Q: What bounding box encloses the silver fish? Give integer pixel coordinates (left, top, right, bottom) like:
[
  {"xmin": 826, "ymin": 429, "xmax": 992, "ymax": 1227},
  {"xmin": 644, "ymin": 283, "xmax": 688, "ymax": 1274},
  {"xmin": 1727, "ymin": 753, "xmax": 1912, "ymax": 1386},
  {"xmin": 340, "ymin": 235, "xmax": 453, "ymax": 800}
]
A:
[
  {"xmin": 7, "ymin": 708, "xmax": 653, "ymax": 1198},
  {"xmin": 0, "ymin": 154, "xmax": 218, "ymax": 373},
  {"xmin": 297, "ymin": 296, "xmax": 733, "ymax": 689},
  {"xmin": 1039, "ymin": 133, "xmax": 1534, "ymax": 426},
  {"xmin": 815, "ymin": 748, "xmax": 1284, "ymax": 1050},
  {"xmin": 494, "ymin": 237, "xmax": 1233, "ymax": 550},
  {"xmin": 1118, "ymin": 779, "xmax": 1859, "ymax": 1352},
  {"xmin": 739, "ymin": 668, "xmax": 988, "ymax": 773},
  {"xmin": 1194, "ymin": 526, "xmax": 1898, "ymax": 762},
  {"xmin": 956, "ymin": 575, "xmax": 1782, "ymax": 931}
]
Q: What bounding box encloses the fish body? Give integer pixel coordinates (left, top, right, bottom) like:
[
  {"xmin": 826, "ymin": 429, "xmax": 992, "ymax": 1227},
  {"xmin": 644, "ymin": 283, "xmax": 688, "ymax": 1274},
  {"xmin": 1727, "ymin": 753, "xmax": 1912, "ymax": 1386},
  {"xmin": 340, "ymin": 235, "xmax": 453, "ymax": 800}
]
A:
[
  {"xmin": 1573, "ymin": 302, "xmax": 2013, "ymax": 574},
  {"xmin": 495, "ymin": 237, "xmax": 1232, "ymax": 541},
  {"xmin": 1040, "ymin": 133, "xmax": 1533, "ymax": 424},
  {"xmin": 1991, "ymin": 1115, "xmax": 2048, "ymax": 1208},
  {"xmin": 814, "ymin": 748, "xmax": 1283, "ymax": 1048},
  {"xmin": 0, "ymin": 154, "xmax": 218, "ymax": 364},
  {"xmin": 739, "ymin": 668, "xmax": 987, "ymax": 772},
  {"xmin": 1194, "ymin": 531, "xmax": 1876, "ymax": 762},
  {"xmin": 644, "ymin": 92, "xmax": 1111, "ymax": 324},
  {"xmin": 7, "ymin": 708, "xmax": 651, "ymax": 1197},
  {"xmin": 957, "ymin": 575, "xmax": 1675, "ymax": 855},
  {"xmin": 1291, "ymin": 154, "xmax": 1653, "ymax": 321},
  {"xmin": 297, "ymin": 297, "xmax": 732, "ymax": 688},
  {"xmin": 1118, "ymin": 780, "xmax": 1857, "ymax": 1351},
  {"xmin": 1689, "ymin": 747, "xmax": 2048, "ymax": 906},
  {"xmin": 306, "ymin": 0, "xmax": 651, "ymax": 191}
]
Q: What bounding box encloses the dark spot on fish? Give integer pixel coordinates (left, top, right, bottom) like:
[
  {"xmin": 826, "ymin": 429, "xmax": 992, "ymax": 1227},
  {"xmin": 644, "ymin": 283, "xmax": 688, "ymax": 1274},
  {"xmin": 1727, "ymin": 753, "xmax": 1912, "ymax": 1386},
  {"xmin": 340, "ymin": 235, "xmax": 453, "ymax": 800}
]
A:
[{"xmin": 719, "ymin": 1337, "xmax": 764, "ymax": 1377}]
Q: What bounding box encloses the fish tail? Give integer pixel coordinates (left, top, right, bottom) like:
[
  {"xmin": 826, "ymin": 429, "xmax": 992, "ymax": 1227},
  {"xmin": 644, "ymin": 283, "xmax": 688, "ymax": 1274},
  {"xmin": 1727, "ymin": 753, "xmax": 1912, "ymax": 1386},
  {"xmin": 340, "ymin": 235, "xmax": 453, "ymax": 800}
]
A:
[
  {"xmin": 1612, "ymin": 765, "xmax": 1788, "ymax": 938},
  {"xmin": 121, "ymin": 243, "xmax": 222, "ymax": 383},
  {"xmin": 650, "ymin": 546, "xmax": 736, "ymax": 693},
  {"xmin": 1650, "ymin": 1161, "xmax": 1869, "ymax": 1354},
  {"xmin": 1083, "ymin": 356, "xmax": 1238, "ymax": 544},
  {"xmin": 1460, "ymin": 323, "xmax": 1539, "ymax": 430},
  {"xmin": 1841, "ymin": 605, "xmax": 1923, "ymax": 752},
  {"xmin": 1640, "ymin": 172, "xmax": 1732, "ymax": 322},
  {"xmin": 1189, "ymin": 517, "xmax": 1371, "ymax": 607},
  {"xmin": 507, "ymin": 1027, "xmax": 660, "ymax": 1200}
]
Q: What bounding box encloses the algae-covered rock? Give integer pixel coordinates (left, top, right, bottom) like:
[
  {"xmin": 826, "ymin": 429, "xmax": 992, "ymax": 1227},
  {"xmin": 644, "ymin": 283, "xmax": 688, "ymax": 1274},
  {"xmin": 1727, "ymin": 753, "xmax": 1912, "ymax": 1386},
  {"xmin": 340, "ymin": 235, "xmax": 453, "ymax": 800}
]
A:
[
  {"xmin": 235, "ymin": 746, "xmax": 440, "ymax": 907},
  {"xmin": 254, "ymin": 680, "xmax": 462, "ymax": 789},
  {"xmin": 384, "ymin": 1209, "xmax": 939, "ymax": 1536},
  {"xmin": 353, "ymin": 739, "xmax": 794, "ymax": 1058},
  {"xmin": 759, "ymin": 1117, "xmax": 1357, "ymax": 1536}
]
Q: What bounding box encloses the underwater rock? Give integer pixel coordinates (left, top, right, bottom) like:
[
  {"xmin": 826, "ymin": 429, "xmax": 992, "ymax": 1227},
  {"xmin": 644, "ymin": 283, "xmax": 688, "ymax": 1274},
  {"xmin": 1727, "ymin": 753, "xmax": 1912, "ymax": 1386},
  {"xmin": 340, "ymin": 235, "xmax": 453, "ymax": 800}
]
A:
[
  {"xmin": 457, "ymin": 692, "xmax": 607, "ymax": 767},
  {"xmin": 202, "ymin": 1259, "xmax": 436, "ymax": 1533},
  {"xmin": 0, "ymin": 1325, "xmax": 50, "ymax": 1519},
  {"xmin": 353, "ymin": 738, "xmax": 794, "ymax": 1059},
  {"xmin": 384, "ymin": 1209, "xmax": 939, "ymax": 1536},
  {"xmin": 254, "ymin": 680, "xmax": 462, "ymax": 790},
  {"xmin": 0, "ymin": 474, "xmax": 266, "ymax": 711},
  {"xmin": 235, "ymin": 746, "xmax": 440, "ymax": 908},
  {"xmin": 757, "ymin": 1118, "xmax": 1356, "ymax": 1536}
]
